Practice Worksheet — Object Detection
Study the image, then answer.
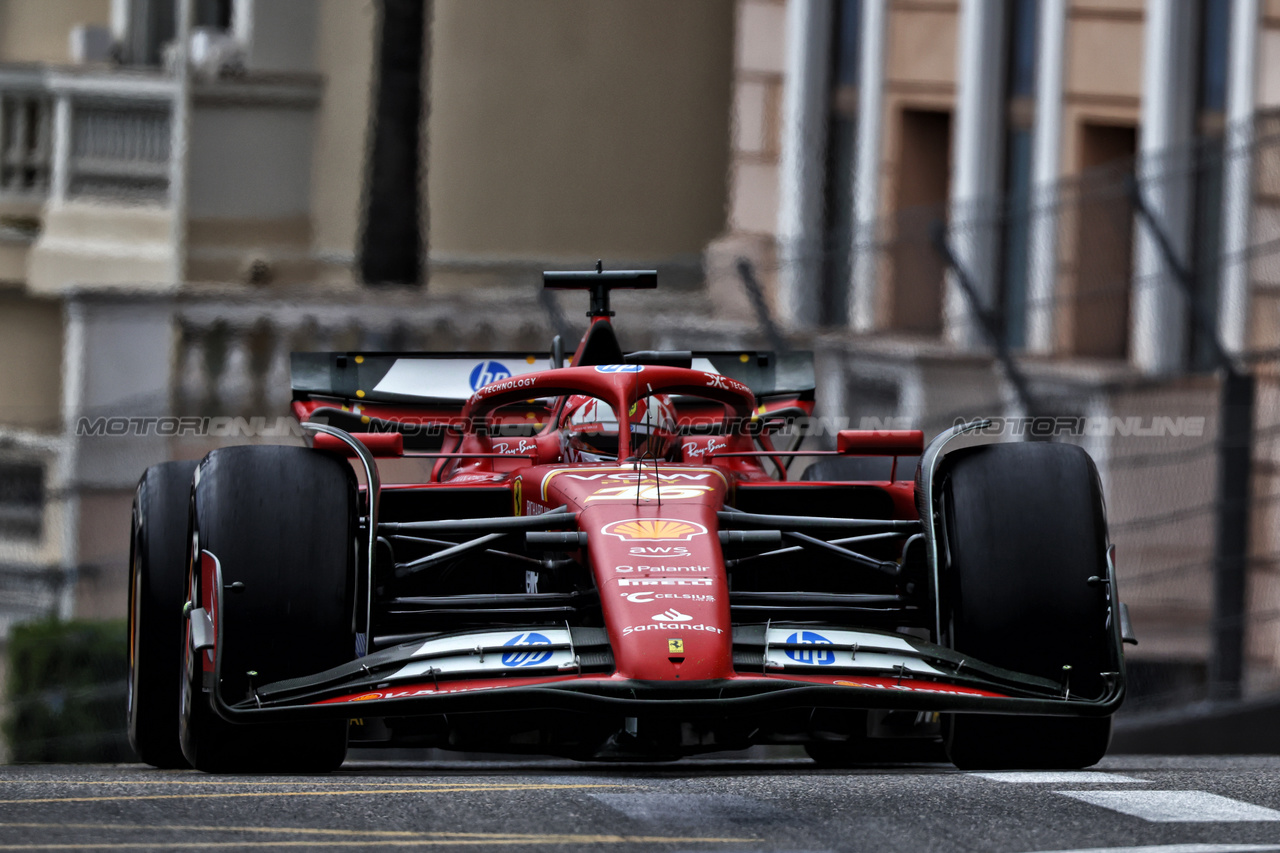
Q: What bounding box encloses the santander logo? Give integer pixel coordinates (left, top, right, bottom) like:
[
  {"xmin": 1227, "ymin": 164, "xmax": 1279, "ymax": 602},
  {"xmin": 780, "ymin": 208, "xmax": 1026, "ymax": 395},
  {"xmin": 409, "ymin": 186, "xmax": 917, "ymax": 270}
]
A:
[{"xmin": 651, "ymin": 608, "xmax": 693, "ymax": 622}]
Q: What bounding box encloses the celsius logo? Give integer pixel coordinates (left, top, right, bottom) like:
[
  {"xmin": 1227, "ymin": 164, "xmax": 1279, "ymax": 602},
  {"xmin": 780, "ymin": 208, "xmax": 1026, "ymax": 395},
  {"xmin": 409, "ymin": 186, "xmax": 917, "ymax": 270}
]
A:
[
  {"xmin": 470, "ymin": 360, "xmax": 512, "ymax": 390},
  {"xmin": 652, "ymin": 608, "xmax": 693, "ymax": 622},
  {"xmin": 500, "ymin": 632, "xmax": 553, "ymax": 666},
  {"xmin": 594, "ymin": 364, "xmax": 644, "ymax": 373},
  {"xmin": 785, "ymin": 631, "xmax": 836, "ymax": 666}
]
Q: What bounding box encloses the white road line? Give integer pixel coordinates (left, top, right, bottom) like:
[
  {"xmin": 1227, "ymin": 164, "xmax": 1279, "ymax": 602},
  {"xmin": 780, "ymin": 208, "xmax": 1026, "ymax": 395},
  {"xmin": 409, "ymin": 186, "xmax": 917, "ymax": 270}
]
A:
[
  {"xmin": 1008, "ymin": 840, "xmax": 1280, "ymax": 845},
  {"xmin": 1057, "ymin": 790, "xmax": 1280, "ymax": 822},
  {"xmin": 971, "ymin": 772, "xmax": 1150, "ymax": 784}
]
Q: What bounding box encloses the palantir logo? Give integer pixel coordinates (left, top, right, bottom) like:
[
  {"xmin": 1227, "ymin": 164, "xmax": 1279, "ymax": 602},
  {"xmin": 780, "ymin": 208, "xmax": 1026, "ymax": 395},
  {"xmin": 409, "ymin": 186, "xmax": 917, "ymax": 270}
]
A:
[
  {"xmin": 470, "ymin": 360, "xmax": 512, "ymax": 390},
  {"xmin": 501, "ymin": 632, "xmax": 553, "ymax": 666},
  {"xmin": 785, "ymin": 631, "xmax": 835, "ymax": 665}
]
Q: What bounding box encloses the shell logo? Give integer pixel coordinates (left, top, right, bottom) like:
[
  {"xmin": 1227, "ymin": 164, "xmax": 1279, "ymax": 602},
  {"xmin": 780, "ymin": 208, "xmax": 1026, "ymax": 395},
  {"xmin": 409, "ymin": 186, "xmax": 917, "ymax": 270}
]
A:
[
  {"xmin": 350, "ymin": 692, "xmax": 383, "ymax": 702},
  {"xmin": 601, "ymin": 518, "xmax": 708, "ymax": 541}
]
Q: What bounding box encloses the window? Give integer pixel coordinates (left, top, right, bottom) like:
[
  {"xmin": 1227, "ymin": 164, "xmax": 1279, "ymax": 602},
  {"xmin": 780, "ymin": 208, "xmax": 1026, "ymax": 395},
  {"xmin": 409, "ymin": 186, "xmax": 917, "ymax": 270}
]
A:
[
  {"xmin": 890, "ymin": 109, "xmax": 952, "ymax": 334},
  {"xmin": 0, "ymin": 462, "xmax": 44, "ymax": 542},
  {"xmin": 196, "ymin": 0, "xmax": 233, "ymax": 30},
  {"xmin": 120, "ymin": 0, "xmax": 233, "ymax": 66},
  {"xmin": 1072, "ymin": 123, "xmax": 1136, "ymax": 360}
]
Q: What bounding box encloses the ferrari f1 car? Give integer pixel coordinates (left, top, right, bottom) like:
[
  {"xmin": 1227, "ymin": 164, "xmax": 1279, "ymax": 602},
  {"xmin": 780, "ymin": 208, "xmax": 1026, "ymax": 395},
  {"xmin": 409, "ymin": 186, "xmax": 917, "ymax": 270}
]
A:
[{"xmin": 128, "ymin": 270, "xmax": 1132, "ymax": 773}]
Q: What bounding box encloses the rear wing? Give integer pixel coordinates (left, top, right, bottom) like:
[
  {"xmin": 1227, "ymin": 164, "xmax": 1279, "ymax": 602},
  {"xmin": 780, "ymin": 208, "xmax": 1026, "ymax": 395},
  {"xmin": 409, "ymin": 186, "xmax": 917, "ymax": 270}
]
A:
[
  {"xmin": 291, "ymin": 352, "xmax": 552, "ymax": 405},
  {"xmin": 291, "ymin": 350, "xmax": 815, "ymax": 405}
]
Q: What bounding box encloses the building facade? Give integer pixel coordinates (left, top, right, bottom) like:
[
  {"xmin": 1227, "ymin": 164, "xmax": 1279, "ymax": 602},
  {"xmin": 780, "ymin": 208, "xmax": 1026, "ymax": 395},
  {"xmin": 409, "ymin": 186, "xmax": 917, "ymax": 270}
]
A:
[
  {"xmin": 2, "ymin": 0, "xmax": 1280, "ymax": 719},
  {"xmin": 709, "ymin": 0, "xmax": 1280, "ymax": 702}
]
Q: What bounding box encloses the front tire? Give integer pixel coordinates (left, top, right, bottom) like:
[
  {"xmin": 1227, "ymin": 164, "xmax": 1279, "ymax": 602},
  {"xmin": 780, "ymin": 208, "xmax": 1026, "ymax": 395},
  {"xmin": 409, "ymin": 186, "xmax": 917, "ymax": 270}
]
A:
[
  {"xmin": 940, "ymin": 442, "xmax": 1114, "ymax": 770},
  {"xmin": 128, "ymin": 460, "xmax": 199, "ymax": 769},
  {"xmin": 180, "ymin": 445, "xmax": 357, "ymax": 773}
]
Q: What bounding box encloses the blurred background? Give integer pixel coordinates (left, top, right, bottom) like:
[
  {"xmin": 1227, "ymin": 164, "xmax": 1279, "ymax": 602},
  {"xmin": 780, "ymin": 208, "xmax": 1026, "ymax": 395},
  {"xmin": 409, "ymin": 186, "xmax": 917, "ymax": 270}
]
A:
[{"xmin": 0, "ymin": 0, "xmax": 1277, "ymax": 761}]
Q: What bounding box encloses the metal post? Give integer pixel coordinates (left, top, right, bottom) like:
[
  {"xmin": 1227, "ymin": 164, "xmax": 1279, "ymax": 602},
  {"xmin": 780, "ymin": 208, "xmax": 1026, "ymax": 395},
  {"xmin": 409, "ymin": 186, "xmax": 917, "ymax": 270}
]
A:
[
  {"xmin": 1210, "ymin": 370, "xmax": 1255, "ymax": 700},
  {"xmin": 169, "ymin": 0, "xmax": 193, "ymax": 285},
  {"xmin": 1130, "ymin": 177, "xmax": 1255, "ymax": 702}
]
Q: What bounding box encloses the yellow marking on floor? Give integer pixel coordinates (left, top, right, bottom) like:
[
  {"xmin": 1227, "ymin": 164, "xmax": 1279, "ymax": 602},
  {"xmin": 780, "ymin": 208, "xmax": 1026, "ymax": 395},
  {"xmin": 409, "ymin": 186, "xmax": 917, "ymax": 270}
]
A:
[
  {"xmin": 0, "ymin": 824, "xmax": 541, "ymax": 838},
  {"xmin": 0, "ymin": 783, "xmax": 632, "ymax": 805},
  {"xmin": 2, "ymin": 779, "xmax": 635, "ymax": 788},
  {"xmin": 0, "ymin": 834, "xmax": 757, "ymax": 849},
  {"xmin": 0, "ymin": 842, "xmax": 759, "ymax": 850},
  {"xmin": 0, "ymin": 823, "xmax": 758, "ymax": 847}
]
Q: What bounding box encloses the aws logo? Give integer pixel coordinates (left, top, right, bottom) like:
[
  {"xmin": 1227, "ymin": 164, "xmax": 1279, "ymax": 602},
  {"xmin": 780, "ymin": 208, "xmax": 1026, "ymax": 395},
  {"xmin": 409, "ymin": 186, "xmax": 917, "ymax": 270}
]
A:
[{"xmin": 629, "ymin": 546, "xmax": 692, "ymax": 557}]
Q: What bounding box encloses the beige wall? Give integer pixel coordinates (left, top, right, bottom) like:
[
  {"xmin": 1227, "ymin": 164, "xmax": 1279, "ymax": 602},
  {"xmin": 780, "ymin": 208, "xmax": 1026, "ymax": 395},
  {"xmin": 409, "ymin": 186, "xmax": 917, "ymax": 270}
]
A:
[
  {"xmin": 886, "ymin": 1, "xmax": 957, "ymax": 91},
  {"xmin": 0, "ymin": 291, "xmax": 62, "ymax": 430},
  {"xmin": 310, "ymin": 0, "xmax": 378, "ymax": 265},
  {"xmin": 728, "ymin": 0, "xmax": 784, "ymax": 238},
  {"xmin": 0, "ymin": 0, "xmax": 110, "ymax": 64},
  {"xmin": 428, "ymin": 0, "xmax": 734, "ymax": 260},
  {"xmin": 74, "ymin": 491, "xmax": 132, "ymax": 621}
]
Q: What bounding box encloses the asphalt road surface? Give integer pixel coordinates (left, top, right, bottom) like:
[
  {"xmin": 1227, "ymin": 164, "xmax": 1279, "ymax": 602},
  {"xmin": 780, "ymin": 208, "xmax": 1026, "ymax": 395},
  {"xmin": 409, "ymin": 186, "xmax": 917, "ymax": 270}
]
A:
[{"xmin": 4, "ymin": 755, "xmax": 1280, "ymax": 851}]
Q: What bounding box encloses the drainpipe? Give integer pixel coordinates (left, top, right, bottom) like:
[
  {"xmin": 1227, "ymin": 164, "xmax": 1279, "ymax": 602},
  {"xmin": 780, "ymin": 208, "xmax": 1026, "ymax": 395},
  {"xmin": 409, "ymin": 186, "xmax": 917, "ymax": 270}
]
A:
[
  {"xmin": 1025, "ymin": 0, "xmax": 1067, "ymax": 354},
  {"xmin": 849, "ymin": 0, "xmax": 886, "ymax": 332},
  {"xmin": 169, "ymin": 0, "xmax": 193, "ymax": 286},
  {"xmin": 1218, "ymin": 0, "xmax": 1259, "ymax": 356},
  {"xmin": 777, "ymin": 0, "xmax": 833, "ymax": 329},
  {"xmin": 1132, "ymin": 0, "xmax": 1196, "ymax": 374},
  {"xmin": 946, "ymin": 0, "xmax": 1008, "ymax": 349}
]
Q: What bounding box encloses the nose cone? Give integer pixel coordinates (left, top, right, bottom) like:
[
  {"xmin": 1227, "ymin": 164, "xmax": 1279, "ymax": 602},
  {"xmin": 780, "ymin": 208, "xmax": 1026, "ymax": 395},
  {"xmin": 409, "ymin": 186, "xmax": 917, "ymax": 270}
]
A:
[
  {"xmin": 585, "ymin": 507, "xmax": 732, "ymax": 680},
  {"xmin": 541, "ymin": 464, "xmax": 734, "ymax": 681}
]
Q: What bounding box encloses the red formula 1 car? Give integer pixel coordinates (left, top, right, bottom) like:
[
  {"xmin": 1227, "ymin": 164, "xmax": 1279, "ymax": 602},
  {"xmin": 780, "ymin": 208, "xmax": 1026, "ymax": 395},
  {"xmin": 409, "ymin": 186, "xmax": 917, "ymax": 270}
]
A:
[{"xmin": 127, "ymin": 270, "xmax": 1131, "ymax": 773}]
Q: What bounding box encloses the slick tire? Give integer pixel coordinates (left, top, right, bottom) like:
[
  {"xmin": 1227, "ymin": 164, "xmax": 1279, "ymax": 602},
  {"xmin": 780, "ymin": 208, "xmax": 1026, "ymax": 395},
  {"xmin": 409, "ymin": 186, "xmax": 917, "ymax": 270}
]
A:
[
  {"xmin": 128, "ymin": 460, "xmax": 199, "ymax": 769},
  {"xmin": 180, "ymin": 445, "xmax": 356, "ymax": 773},
  {"xmin": 940, "ymin": 442, "xmax": 1113, "ymax": 770}
]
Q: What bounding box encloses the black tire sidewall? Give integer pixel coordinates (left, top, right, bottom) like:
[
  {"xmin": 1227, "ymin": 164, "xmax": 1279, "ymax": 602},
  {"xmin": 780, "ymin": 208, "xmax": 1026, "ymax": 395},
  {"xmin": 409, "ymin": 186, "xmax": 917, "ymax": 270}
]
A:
[
  {"xmin": 940, "ymin": 442, "xmax": 1113, "ymax": 769},
  {"xmin": 179, "ymin": 445, "xmax": 356, "ymax": 772},
  {"xmin": 128, "ymin": 460, "xmax": 199, "ymax": 769}
]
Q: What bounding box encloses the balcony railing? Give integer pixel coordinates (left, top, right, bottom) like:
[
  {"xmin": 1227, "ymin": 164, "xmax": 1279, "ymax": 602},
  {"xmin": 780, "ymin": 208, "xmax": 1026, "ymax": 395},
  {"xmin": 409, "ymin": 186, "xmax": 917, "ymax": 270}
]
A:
[
  {"xmin": 0, "ymin": 66, "xmax": 176, "ymax": 208},
  {"xmin": 0, "ymin": 77, "xmax": 52, "ymax": 200}
]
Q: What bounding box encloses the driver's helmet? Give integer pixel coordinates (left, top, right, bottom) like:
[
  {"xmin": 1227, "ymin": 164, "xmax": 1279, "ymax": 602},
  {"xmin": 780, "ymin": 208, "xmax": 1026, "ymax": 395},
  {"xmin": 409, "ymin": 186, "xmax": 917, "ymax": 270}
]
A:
[{"xmin": 560, "ymin": 394, "xmax": 679, "ymax": 463}]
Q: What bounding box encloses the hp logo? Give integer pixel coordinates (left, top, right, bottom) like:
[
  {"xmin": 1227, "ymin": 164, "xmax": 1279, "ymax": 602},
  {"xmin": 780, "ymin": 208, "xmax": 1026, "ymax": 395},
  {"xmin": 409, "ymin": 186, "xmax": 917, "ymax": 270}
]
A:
[
  {"xmin": 594, "ymin": 364, "xmax": 644, "ymax": 373},
  {"xmin": 784, "ymin": 631, "xmax": 835, "ymax": 666},
  {"xmin": 470, "ymin": 360, "xmax": 512, "ymax": 390},
  {"xmin": 501, "ymin": 632, "xmax": 553, "ymax": 667}
]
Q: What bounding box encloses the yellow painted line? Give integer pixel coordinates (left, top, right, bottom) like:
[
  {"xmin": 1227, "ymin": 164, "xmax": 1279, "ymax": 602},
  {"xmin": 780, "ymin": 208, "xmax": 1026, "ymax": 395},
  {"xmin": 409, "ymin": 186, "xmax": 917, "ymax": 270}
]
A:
[
  {"xmin": 0, "ymin": 825, "xmax": 531, "ymax": 839},
  {"xmin": 1, "ymin": 780, "xmax": 635, "ymax": 788},
  {"xmin": 0, "ymin": 841, "xmax": 755, "ymax": 850},
  {"xmin": 0, "ymin": 823, "xmax": 759, "ymax": 848},
  {"xmin": 0, "ymin": 783, "xmax": 631, "ymax": 806},
  {"xmin": 0, "ymin": 819, "xmax": 747, "ymax": 840}
]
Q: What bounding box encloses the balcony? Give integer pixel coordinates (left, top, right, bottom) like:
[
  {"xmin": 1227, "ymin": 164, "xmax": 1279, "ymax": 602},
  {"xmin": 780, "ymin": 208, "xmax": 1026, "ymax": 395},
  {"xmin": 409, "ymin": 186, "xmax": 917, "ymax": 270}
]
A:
[{"xmin": 0, "ymin": 63, "xmax": 321, "ymax": 292}]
